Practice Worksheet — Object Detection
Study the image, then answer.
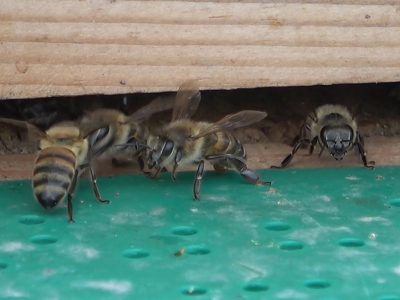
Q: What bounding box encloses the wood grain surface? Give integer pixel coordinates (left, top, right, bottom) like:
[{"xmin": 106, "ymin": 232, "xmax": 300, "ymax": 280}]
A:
[{"xmin": 1, "ymin": 1, "xmax": 400, "ymax": 99}]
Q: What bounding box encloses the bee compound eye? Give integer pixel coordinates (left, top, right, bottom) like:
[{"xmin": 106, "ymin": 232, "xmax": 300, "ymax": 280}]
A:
[{"xmin": 161, "ymin": 139, "xmax": 174, "ymax": 156}]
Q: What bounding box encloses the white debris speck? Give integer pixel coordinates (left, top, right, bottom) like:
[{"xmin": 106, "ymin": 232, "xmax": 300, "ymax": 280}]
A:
[
  {"xmin": 0, "ymin": 287, "xmax": 28, "ymax": 298},
  {"xmin": 66, "ymin": 245, "xmax": 99, "ymax": 262},
  {"xmin": 369, "ymin": 233, "xmax": 377, "ymax": 239},
  {"xmin": 0, "ymin": 242, "xmax": 34, "ymax": 253},
  {"xmin": 393, "ymin": 265, "xmax": 400, "ymax": 276},
  {"xmin": 150, "ymin": 207, "xmax": 166, "ymax": 216},
  {"xmin": 75, "ymin": 280, "xmax": 132, "ymax": 294},
  {"xmin": 317, "ymin": 195, "xmax": 331, "ymax": 202},
  {"xmin": 345, "ymin": 176, "xmax": 360, "ymax": 181},
  {"xmin": 357, "ymin": 216, "xmax": 390, "ymax": 224},
  {"xmin": 276, "ymin": 199, "xmax": 287, "ymax": 205},
  {"xmin": 203, "ymin": 195, "xmax": 227, "ymax": 202},
  {"xmin": 276, "ymin": 289, "xmax": 308, "ymax": 299}
]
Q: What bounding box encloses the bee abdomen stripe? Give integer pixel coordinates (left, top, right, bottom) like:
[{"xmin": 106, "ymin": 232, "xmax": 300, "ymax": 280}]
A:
[
  {"xmin": 34, "ymin": 165, "xmax": 74, "ymax": 180},
  {"xmin": 33, "ymin": 177, "xmax": 70, "ymax": 190},
  {"xmin": 36, "ymin": 152, "xmax": 76, "ymax": 166},
  {"xmin": 213, "ymin": 132, "xmax": 230, "ymax": 152}
]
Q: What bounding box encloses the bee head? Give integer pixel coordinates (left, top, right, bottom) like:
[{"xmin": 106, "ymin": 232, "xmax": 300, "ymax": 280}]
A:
[
  {"xmin": 146, "ymin": 136, "xmax": 175, "ymax": 168},
  {"xmin": 321, "ymin": 125, "xmax": 354, "ymax": 160}
]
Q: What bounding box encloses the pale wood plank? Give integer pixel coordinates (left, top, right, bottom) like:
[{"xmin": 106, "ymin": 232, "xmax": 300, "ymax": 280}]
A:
[
  {"xmin": 1, "ymin": 65, "xmax": 399, "ymax": 88},
  {"xmin": 1, "ymin": 1, "xmax": 400, "ymax": 26},
  {"xmin": 2, "ymin": 44, "xmax": 400, "ymax": 68},
  {"xmin": 2, "ymin": 23, "xmax": 400, "ymax": 47},
  {"xmin": 0, "ymin": 1, "xmax": 399, "ymax": 98}
]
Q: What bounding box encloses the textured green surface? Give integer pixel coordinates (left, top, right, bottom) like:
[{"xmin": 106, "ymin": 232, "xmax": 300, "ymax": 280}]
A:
[{"xmin": 1, "ymin": 167, "xmax": 400, "ymax": 299}]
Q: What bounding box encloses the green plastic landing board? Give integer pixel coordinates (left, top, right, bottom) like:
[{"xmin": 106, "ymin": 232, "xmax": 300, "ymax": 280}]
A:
[{"xmin": 1, "ymin": 167, "xmax": 400, "ymax": 299}]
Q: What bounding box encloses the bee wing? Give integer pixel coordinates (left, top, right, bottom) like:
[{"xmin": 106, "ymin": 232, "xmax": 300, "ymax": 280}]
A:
[
  {"xmin": 190, "ymin": 110, "xmax": 267, "ymax": 140},
  {"xmin": 171, "ymin": 80, "xmax": 201, "ymax": 122},
  {"xmin": 0, "ymin": 117, "xmax": 46, "ymax": 141},
  {"xmin": 124, "ymin": 95, "xmax": 176, "ymax": 124}
]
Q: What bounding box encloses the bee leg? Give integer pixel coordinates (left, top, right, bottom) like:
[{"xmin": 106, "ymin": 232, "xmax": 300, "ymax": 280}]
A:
[
  {"xmin": 355, "ymin": 132, "xmax": 375, "ymax": 169},
  {"xmin": 292, "ymin": 124, "xmax": 309, "ymax": 145},
  {"xmin": 206, "ymin": 154, "xmax": 271, "ymax": 185},
  {"xmin": 67, "ymin": 169, "xmax": 80, "ymax": 223},
  {"xmin": 193, "ymin": 160, "xmax": 205, "ymax": 201},
  {"xmin": 89, "ymin": 165, "xmax": 110, "ymax": 204},
  {"xmin": 317, "ymin": 146, "xmax": 325, "ymax": 157},
  {"xmin": 270, "ymin": 138, "xmax": 310, "ymax": 169},
  {"xmin": 148, "ymin": 167, "xmax": 162, "ymax": 179},
  {"xmin": 132, "ymin": 149, "xmax": 154, "ymax": 175},
  {"xmin": 240, "ymin": 169, "xmax": 271, "ymax": 185},
  {"xmin": 232, "ymin": 159, "xmax": 271, "ymax": 185},
  {"xmin": 309, "ymin": 136, "xmax": 318, "ymax": 155},
  {"xmin": 137, "ymin": 154, "xmax": 145, "ymax": 170},
  {"xmin": 136, "ymin": 155, "xmax": 152, "ymax": 176},
  {"xmin": 171, "ymin": 148, "xmax": 183, "ymax": 182}
]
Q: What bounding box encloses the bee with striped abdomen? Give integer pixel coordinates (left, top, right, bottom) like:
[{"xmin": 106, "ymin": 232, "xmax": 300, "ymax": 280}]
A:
[
  {"xmin": 146, "ymin": 80, "xmax": 271, "ymax": 200},
  {"xmin": 0, "ymin": 118, "xmax": 110, "ymax": 222},
  {"xmin": 271, "ymin": 104, "xmax": 375, "ymax": 169}
]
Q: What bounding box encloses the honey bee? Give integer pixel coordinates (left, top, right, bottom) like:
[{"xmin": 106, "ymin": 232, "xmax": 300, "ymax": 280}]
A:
[
  {"xmin": 146, "ymin": 80, "xmax": 270, "ymax": 200},
  {"xmin": 79, "ymin": 95, "xmax": 175, "ymax": 172},
  {"xmin": 0, "ymin": 118, "xmax": 110, "ymax": 222},
  {"xmin": 271, "ymin": 104, "xmax": 375, "ymax": 169}
]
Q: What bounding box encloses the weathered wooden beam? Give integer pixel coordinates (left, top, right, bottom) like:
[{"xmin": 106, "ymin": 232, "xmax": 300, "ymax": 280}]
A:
[{"xmin": 1, "ymin": 1, "xmax": 400, "ymax": 99}]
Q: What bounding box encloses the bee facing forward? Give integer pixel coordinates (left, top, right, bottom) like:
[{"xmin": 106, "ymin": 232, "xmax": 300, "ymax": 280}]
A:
[
  {"xmin": 271, "ymin": 104, "xmax": 375, "ymax": 169},
  {"xmin": 0, "ymin": 118, "xmax": 110, "ymax": 222},
  {"xmin": 146, "ymin": 80, "xmax": 271, "ymax": 200}
]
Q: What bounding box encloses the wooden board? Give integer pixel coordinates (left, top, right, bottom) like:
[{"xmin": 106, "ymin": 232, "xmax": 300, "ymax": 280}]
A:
[
  {"xmin": 0, "ymin": 137, "xmax": 398, "ymax": 181},
  {"xmin": 1, "ymin": 0, "xmax": 400, "ymax": 99}
]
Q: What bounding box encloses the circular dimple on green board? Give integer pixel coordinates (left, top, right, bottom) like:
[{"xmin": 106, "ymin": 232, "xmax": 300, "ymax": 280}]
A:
[
  {"xmin": 171, "ymin": 226, "xmax": 198, "ymax": 236},
  {"xmin": 185, "ymin": 245, "xmax": 210, "ymax": 255},
  {"xmin": 122, "ymin": 248, "xmax": 150, "ymax": 259},
  {"xmin": 18, "ymin": 215, "xmax": 45, "ymax": 225},
  {"xmin": 243, "ymin": 281, "xmax": 269, "ymax": 292},
  {"xmin": 1, "ymin": 167, "xmax": 400, "ymax": 298},
  {"xmin": 180, "ymin": 285, "xmax": 207, "ymax": 296},
  {"xmin": 29, "ymin": 234, "xmax": 57, "ymax": 245},
  {"xmin": 338, "ymin": 238, "xmax": 365, "ymax": 247},
  {"xmin": 304, "ymin": 278, "xmax": 331, "ymax": 289},
  {"xmin": 264, "ymin": 221, "xmax": 291, "ymax": 231},
  {"xmin": 0, "ymin": 262, "xmax": 8, "ymax": 270},
  {"xmin": 388, "ymin": 199, "xmax": 400, "ymax": 207},
  {"xmin": 278, "ymin": 240, "xmax": 304, "ymax": 250}
]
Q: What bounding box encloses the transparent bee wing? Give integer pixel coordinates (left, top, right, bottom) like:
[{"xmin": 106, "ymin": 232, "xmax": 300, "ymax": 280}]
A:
[
  {"xmin": 171, "ymin": 80, "xmax": 201, "ymax": 122},
  {"xmin": 0, "ymin": 117, "xmax": 46, "ymax": 141},
  {"xmin": 189, "ymin": 110, "xmax": 267, "ymax": 140},
  {"xmin": 124, "ymin": 95, "xmax": 176, "ymax": 124}
]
